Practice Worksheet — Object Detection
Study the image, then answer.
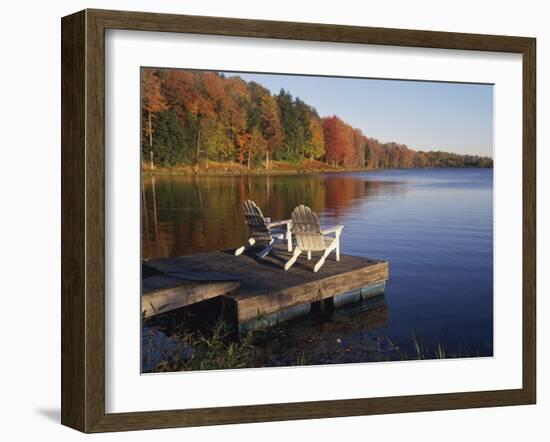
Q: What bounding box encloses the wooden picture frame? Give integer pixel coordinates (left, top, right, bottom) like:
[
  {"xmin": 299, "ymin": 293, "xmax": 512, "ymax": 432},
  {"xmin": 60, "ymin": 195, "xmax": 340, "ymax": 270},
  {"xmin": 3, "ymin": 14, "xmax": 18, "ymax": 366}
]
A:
[{"xmin": 61, "ymin": 8, "xmax": 536, "ymax": 433}]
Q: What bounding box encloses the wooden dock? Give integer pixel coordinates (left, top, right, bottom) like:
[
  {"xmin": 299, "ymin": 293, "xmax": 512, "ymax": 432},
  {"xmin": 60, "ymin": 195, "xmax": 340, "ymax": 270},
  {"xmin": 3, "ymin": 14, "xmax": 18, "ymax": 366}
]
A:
[{"xmin": 143, "ymin": 247, "xmax": 389, "ymax": 329}]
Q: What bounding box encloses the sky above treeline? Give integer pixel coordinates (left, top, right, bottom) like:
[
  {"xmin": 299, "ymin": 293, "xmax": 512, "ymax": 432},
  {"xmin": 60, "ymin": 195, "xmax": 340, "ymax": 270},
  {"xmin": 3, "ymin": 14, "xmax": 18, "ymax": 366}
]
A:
[{"xmin": 224, "ymin": 71, "xmax": 493, "ymax": 158}]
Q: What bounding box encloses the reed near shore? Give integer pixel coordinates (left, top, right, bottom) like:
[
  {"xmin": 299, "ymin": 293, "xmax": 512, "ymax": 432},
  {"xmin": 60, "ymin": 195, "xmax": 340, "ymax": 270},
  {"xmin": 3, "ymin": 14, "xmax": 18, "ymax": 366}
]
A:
[{"xmin": 142, "ymin": 317, "xmax": 493, "ymax": 373}]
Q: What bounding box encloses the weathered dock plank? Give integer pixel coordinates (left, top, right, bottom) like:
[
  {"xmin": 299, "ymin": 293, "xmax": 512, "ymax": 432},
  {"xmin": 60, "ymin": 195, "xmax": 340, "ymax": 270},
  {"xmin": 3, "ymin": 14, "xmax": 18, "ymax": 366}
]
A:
[
  {"xmin": 142, "ymin": 278, "xmax": 240, "ymax": 318},
  {"xmin": 144, "ymin": 247, "xmax": 389, "ymax": 324}
]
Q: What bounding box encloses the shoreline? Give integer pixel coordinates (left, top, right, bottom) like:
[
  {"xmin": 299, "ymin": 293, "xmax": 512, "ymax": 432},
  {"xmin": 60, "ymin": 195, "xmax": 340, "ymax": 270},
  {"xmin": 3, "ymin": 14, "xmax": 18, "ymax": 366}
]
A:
[{"xmin": 142, "ymin": 161, "xmax": 493, "ymax": 177}]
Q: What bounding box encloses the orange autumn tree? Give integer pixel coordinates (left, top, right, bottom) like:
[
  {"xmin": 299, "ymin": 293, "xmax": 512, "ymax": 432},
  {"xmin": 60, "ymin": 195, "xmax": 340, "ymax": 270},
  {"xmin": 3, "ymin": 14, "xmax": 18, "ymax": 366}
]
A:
[
  {"xmin": 162, "ymin": 70, "xmax": 202, "ymax": 120},
  {"xmin": 341, "ymin": 123, "xmax": 355, "ymax": 167},
  {"xmin": 235, "ymin": 132, "xmax": 251, "ymax": 166},
  {"xmin": 259, "ymin": 94, "xmax": 283, "ymax": 169},
  {"xmin": 350, "ymin": 128, "xmax": 366, "ymax": 167},
  {"xmin": 304, "ymin": 111, "xmax": 325, "ymax": 162},
  {"xmin": 247, "ymin": 127, "xmax": 268, "ymax": 169},
  {"xmin": 222, "ymin": 77, "xmax": 250, "ymax": 162},
  {"xmin": 322, "ymin": 116, "xmax": 348, "ymax": 166},
  {"xmin": 141, "ymin": 68, "xmax": 167, "ymax": 169}
]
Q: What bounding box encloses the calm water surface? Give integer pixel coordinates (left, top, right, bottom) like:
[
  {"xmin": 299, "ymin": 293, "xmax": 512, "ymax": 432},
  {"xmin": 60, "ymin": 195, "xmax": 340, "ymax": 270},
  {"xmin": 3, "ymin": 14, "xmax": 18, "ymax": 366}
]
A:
[{"xmin": 142, "ymin": 168, "xmax": 493, "ymax": 359}]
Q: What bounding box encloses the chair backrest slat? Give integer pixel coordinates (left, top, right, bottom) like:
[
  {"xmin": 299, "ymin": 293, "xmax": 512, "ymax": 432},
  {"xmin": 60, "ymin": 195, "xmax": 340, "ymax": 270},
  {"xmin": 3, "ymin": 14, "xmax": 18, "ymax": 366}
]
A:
[
  {"xmin": 243, "ymin": 200, "xmax": 272, "ymax": 242},
  {"xmin": 291, "ymin": 205, "xmax": 325, "ymax": 251}
]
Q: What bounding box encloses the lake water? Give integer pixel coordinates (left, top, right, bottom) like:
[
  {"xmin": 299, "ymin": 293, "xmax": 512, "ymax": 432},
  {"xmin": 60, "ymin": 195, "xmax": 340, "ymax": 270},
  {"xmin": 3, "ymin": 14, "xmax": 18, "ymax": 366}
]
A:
[{"xmin": 142, "ymin": 168, "xmax": 493, "ymax": 361}]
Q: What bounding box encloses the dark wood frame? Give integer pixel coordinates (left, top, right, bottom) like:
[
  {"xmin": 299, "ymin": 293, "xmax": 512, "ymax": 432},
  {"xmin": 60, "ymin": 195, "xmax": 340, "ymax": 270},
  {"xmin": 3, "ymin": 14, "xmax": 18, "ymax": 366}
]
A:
[{"xmin": 61, "ymin": 8, "xmax": 536, "ymax": 433}]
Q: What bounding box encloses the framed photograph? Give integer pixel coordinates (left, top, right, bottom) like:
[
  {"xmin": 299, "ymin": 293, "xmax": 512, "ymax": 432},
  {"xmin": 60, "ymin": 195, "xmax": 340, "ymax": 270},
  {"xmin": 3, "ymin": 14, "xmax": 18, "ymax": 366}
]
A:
[{"xmin": 61, "ymin": 9, "xmax": 536, "ymax": 433}]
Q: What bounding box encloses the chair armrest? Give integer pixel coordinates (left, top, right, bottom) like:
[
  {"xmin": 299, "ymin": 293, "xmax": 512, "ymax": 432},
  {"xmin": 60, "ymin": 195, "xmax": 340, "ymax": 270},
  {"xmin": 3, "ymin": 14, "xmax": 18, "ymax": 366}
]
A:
[
  {"xmin": 268, "ymin": 219, "xmax": 292, "ymax": 229},
  {"xmin": 321, "ymin": 225, "xmax": 344, "ymax": 235}
]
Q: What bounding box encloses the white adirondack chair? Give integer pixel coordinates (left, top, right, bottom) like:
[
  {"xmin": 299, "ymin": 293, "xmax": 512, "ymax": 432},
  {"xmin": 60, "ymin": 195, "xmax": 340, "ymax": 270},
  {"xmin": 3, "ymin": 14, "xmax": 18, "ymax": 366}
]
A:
[
  {"xmin": 284, "ymin": 205, "xmax": 344, "ymax": 272},
  {"xmin": 235, "ymin": 200, "xmax": 292, "ymax": 258}
]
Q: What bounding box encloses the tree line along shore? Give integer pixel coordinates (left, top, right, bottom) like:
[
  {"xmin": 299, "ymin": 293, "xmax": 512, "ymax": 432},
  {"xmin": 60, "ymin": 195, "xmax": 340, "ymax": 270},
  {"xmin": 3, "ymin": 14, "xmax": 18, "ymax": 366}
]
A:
[{"xmin": 142, "ymin": 68, "xmax": 493, "ymax": 172}]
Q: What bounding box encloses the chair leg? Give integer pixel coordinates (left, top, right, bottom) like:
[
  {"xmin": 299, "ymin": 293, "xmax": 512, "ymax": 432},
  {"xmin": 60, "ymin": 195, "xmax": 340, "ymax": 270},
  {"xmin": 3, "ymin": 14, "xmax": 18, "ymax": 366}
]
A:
[
  {"xmin": 235, "ymin": 238, "xmax": 255, "ymax": 256},
  {"xmin": 286, "ymin": 228, "xmax": 292, "ymax": 252},
  {"xmin": 307, "ymin": 251, "xmax": 312, "ymax": 260},
  {"xmin": 314, "ymin": 248, "xmax": 332, "ymax": 272},
  {"xmin": 256, "ymin": 245, "xmax": 272, "ymax": 259},
  {"xmin": 284, "ymin": 248, "xmax": 302, "ymax": 271},
  {"xmin": 335, "ymin": 231, "xmax": 341, "ymax": 261}
]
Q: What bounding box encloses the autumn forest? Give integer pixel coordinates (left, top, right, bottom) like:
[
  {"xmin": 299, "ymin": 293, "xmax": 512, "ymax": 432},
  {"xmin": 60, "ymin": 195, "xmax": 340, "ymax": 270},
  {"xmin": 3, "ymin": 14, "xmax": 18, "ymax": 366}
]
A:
[{"xmin": 141, "ymin": 68, "xmax": 493, "ymax": 172}]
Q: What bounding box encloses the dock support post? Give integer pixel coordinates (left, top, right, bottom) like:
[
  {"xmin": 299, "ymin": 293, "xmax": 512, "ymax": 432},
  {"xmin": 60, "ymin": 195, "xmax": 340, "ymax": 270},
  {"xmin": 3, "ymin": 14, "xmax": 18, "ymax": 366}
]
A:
[
  {"xmin": 310, "ymin": 296, "xmax": 335, "ymax": 318},
  {"xmin": 219, "ymin": 297, "xmax": 240, "ymax": 340}
]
